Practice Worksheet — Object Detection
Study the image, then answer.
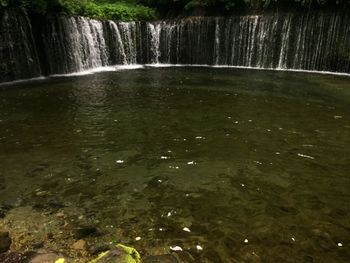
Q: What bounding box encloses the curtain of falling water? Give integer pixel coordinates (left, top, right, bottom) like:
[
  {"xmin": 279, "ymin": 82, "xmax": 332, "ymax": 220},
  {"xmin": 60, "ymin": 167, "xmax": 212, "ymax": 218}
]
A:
[{"xmin": 1, "ymin": 9, "xmax": 350, "ymax": 82}]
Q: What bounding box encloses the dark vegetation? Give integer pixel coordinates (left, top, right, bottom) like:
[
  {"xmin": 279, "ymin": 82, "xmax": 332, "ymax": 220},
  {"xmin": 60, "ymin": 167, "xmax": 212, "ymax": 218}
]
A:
[
  {"xmin": 0, "ymin": 0, "xmax": 349, "ymax": 20},
  {"xmin": 0, "ymin": 0, "xmax": 157, "ymax": 20}
]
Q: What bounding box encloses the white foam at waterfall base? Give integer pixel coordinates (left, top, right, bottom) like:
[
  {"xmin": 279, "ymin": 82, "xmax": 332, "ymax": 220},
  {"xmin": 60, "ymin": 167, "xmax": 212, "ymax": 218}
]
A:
[
  {"xmin": 146, "ymin": 64, "xmax": 350, "ymax": 77},
  {"xmin": 50, "ymin": 63, "xmax": 350, "ymax": 78},
  {"xmin": 0, "ymin": 65, "xmax": 145, "ymax": 86},
  {"xmin": 2, "ymin": 64, "xmax": 350, "ymax": 87},
  {"xmin": 0, "ymin": 76, "xmax": 47, "ymax": 86},
  {"xmin": 49, "ymin": 65, "xmax": 145, "ymax": 77}
]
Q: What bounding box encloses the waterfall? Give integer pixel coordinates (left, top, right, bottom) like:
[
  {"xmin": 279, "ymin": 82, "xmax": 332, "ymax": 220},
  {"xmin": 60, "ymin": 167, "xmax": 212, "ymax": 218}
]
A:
[
  {"xmin": 42, "ymin": 16, "xmax": 109, "ymax": 74},
  {"xmin": 147, "ymin": 23, "xmax": 162, "ymax": 64},
  {"xmin": 107, "ymin": 21, "xmax": 128, "ymax": 64},
  {"xmin": 1, "ymin": 9, "xmax": 350, "ymax": 83},
  {"xmin": 118, "ymin": 22, "xmax": 137, "ymax": 64},
  {"xmin": 278, "ymin": 13, "xmax": 292, "ymax": 69},
  {"xmin": 214, "ymin": 18, "xmax": 221, "ymax": 65},
  {"xmin": 147, "ymin": 12, "xmax": 350, "ymax": 72}
]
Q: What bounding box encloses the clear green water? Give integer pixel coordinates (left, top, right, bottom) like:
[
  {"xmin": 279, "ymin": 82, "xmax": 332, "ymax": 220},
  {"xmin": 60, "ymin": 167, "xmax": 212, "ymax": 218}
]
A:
[{"xmin": 1, "ymin": 67, "xmax": 350, "ymax": 262}]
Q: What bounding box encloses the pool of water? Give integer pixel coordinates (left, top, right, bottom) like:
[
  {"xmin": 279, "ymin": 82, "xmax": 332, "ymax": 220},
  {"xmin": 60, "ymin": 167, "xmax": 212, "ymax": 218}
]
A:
[{"xmin": 0, "ymin": 67, "xmax": 350, "ymax": 262}]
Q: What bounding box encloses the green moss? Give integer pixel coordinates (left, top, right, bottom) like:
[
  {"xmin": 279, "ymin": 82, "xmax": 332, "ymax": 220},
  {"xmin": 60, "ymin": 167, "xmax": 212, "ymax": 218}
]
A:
[
  {"xmin": 88, "ymin": 244, "xmax": 141, "ymax": 263},
  {"xmin": 88, "ymin": 251, "xmax": 110, "ymax": 263},
  {"xmin": 116, "ymin": 243, "xmax": 141, "ymax": 263}
]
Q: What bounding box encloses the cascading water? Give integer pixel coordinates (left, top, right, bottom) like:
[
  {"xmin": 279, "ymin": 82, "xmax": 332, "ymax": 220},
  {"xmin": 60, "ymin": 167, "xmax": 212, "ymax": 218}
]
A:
[
  {"xmin": 147, "ymin": 23, "xmax": 162, "ymax": 64},
  {"xmin": 1, "ymin": 9, "xmax": 350, "ymax": 83},
  {"xmin": 42, "ymin": 16, "xmax": 109, "ymax": 74},
  {"xmin": 107, "ymin": 21, "xmax": 128, "ymax": 65},
  {"xmin": 214, "ymin": 18, "xmax": 221, "ymax": 65},
  {"xmin": 149, "ymin": 13, "xmax": 350, "ymax": 71},
  {"xmin": 118, "ymin": 22, "xmax": 137, "ymax": 64}
]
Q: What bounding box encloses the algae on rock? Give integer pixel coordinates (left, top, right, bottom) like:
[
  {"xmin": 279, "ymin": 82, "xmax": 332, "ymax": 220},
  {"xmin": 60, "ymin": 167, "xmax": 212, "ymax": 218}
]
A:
[{"xmin": 89, "ymin": 244, "xmax": 141, "ymax": 263}]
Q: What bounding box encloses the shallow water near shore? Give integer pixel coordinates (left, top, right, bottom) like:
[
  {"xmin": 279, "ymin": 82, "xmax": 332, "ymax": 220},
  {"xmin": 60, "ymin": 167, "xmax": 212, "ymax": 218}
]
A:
[{"xmin": 0, "ymin": 67, "xmax": 350, "ymax": 262}]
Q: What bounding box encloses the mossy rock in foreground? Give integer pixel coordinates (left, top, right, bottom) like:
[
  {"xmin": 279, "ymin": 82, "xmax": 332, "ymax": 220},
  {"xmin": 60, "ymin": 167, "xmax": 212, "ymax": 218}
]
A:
[{"xmin": 89, "ymin": 244, "xmax": 141, "ymax": 263}]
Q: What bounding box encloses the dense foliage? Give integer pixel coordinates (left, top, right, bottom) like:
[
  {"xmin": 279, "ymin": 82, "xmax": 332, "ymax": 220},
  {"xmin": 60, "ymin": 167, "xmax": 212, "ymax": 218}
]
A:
[
  {"xmin": 0, "ymin": 0, "xmax": 349, "ymax": 20},
  {"xmin": 0, "ymin": 0, "xmax": 157, "ymax": 20},
  {"xmin": 143, "ymin": 0, "xmax": 350, "ymax": 14}
]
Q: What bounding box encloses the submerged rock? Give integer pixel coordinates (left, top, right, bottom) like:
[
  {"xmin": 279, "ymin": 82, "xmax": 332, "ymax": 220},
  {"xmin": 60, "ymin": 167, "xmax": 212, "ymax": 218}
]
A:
[
  {"xmin": 89, "ymin": 244, "xmax": 140, "ymax": 263},
  {"xmin": 0, "ymin": 251, "xmax": 68, "ymax": 263},
  {"xmin": 0, "ymin": 204, "xmax": 13, "ymax": 218},
  {"xmin": 0, "ymin": 252, "xmax": 34, "ymax": 263},
  {"xmin": 32, "ymin": 241, "xmax": 44, "ymax": 250},
  {"xmin": 143, "ymin": 254, "xmax": 179, "ymax": 263},
  {"xmin": 0, "ymin": 231, "xmax": 12, "ymax": 253},
  {"xmin": 73, "ymin": 226, "xmax": 101, "ymax": 239},
  {"xmin": 0, "ymin": 251, "xmax": 67, "ymax": 263},
  {"xmin": 29, "ymin": 252, "xmax": 67, "ymax": 263},
  {"xmin": 89, "ymin": 244, "xmax": 111, "ymax": 256},
  {"xmin": 72, "ymin": 239, "xmax": 88, "ymax": 251}
]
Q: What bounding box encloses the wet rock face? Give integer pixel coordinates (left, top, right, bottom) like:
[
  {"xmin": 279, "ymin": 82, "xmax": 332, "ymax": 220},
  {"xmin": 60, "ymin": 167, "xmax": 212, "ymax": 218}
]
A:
[
  {"xmin": 0, "ymin": 231, "xmax": 12, "ymax": 253},
  {"xmin": 0, "ymin": 8, "xmax": 42, "ymax": 83}
]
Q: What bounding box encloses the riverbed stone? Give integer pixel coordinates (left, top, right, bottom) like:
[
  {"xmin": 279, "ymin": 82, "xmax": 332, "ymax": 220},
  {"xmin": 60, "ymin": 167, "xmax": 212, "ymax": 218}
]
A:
[
  {"xmin": 0, "ymin": 204, "xmax": 12, "ymax": 218},
  {"xmin": 73, "ymin": 226, "xmax": 101, "ymax": 239},
  {"xmin": 0, "ymin": 252, "xmax": 34, "ymax": 263},
  {"xmin": 0, "ymin": 231, "xmax": 12, "ymax": 253},
  {"xmin": 72, "ymin": 239, "xmax": 88, "ymax": 251},
  {"xmin": 32, "ymin": 241, "xmax": 44, "ymax": 249},
  {"xmin": 29, "ymin": 252, "xmax": 66, "ymax": 263},
  {"xmin": 89, "ymin": 244, "xmax": 111, "ymax": 255},
  {"xmin": 143, "ymin": 254, "xmax": 179, "ymax": 263}
]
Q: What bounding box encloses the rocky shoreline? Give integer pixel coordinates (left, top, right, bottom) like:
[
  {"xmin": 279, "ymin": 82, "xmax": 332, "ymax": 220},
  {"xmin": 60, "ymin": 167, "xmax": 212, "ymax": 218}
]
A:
[{"xmin": 0, "ymin": 206, "xmax": 190, "ymax": 263}]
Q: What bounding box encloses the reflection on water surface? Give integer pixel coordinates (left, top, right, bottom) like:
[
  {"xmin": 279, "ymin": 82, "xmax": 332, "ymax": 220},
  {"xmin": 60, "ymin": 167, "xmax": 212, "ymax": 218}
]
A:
[{"xmin": 0, "ymin": 67, "xmax": 350, "ymax": 262}]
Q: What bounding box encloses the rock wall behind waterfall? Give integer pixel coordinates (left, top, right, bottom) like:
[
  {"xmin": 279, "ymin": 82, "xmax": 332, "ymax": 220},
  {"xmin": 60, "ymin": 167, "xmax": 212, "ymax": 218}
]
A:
[
  {"xmin": 0, "ymin": 8, "xmax": 41, "ymax": 82},
  {"xmin": 1, "ymin": 9, "xmax": 350, "ymax": 83}
]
